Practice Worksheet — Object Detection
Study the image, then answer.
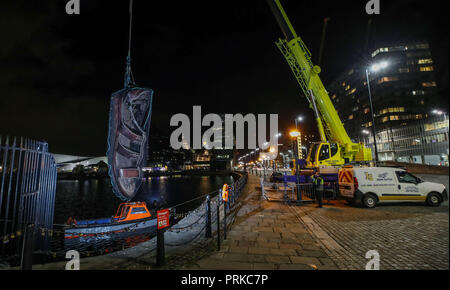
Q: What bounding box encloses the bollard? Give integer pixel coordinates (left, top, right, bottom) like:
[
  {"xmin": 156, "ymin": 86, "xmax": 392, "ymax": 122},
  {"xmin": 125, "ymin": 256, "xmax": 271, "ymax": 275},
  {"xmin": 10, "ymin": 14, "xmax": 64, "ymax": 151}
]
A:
[
  {"xmin": 205, "ymin": 195, "xmax": 212, "ymax": 238},
  {"xmin": 156, "ymin": 228, "xmax": 165, "ymax": 267},
  {"xmin": 20, "ymin": 224, "xmax": 35, "ymax": 270},
  {"xmin": 223, "ymin": 201, "xmax": 227, "ymax": 240},
  {"xmin": 217, "ymin": 202, "xmax": 221, "ymax": 250}
]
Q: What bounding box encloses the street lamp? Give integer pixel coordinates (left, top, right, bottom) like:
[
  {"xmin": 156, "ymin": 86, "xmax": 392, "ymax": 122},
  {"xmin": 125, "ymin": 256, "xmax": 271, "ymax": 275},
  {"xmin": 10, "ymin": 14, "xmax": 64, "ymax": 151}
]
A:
[
  {"xmin": 432, "ymin": 109, "xmax": 445, "ymax": 116},
  {"xmin": 295, "ymin": 116, "xmax": 304, "ymax": 130},
  {"xmin": 289, "ymin": 130, "xmax": 302, "ymax": 200},
  {"xmin": 289, "ymin": 130, "xmax": 301, "ymax": 138},
  {"xmin": 365, "ymin": 60, "xmax": 389, "ymax": 164}
]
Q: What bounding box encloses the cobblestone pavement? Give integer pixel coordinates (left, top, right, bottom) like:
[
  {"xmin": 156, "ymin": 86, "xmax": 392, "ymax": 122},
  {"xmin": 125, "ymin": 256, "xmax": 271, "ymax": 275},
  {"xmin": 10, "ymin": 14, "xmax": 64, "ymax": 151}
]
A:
[
  {"xmin": 291, "ymin": 198, "xmax": 449, "ymax": 270},
  {"xmin": 188, "ymin": 175, "xmax": 339, "ymax": 270},
  {"xmin": 191, "ymin": 174, "xmax": 449, "ymax": 270}
]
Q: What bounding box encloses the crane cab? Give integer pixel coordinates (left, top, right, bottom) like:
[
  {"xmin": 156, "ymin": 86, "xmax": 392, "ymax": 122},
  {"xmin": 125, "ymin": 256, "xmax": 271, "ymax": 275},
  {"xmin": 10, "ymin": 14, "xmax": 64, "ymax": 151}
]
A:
[{"xmin": 306, "ymin": 142, "xmax": 346, "ymax": 167}]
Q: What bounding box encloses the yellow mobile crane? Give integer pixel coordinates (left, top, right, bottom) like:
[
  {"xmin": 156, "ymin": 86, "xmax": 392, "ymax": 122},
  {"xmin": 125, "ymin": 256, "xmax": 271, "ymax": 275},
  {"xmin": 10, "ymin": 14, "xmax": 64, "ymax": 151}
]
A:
[{"xmin": 266, "ymin": 0, "xmax": 373, "ymax": 168}]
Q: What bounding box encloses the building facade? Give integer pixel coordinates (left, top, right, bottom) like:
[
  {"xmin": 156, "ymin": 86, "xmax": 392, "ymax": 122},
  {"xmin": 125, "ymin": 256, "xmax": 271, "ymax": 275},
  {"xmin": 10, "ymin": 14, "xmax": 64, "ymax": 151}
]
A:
[
  {"xmin": 327, "ymin": 41, "xmax": 447, "ymax": 165},
  {"xmin": 362, "ymin": 114, "xmax": 448, "ymax": 165}
]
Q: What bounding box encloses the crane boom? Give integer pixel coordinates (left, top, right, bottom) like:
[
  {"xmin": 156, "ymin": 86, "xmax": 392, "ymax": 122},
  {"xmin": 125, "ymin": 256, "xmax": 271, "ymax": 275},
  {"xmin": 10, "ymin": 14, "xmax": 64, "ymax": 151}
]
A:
[{"xmin": 267, "ymin": 0, "xmax": 372, "ymax": 166}]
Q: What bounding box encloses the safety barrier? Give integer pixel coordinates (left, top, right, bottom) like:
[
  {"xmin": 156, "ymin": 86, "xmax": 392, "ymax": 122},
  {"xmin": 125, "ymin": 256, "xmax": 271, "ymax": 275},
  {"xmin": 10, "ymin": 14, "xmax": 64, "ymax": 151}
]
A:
[
  {"xmin": 258, "ymin": 172, "xmax": 339, "ymax": 203},
  {"xmin": 0, "ymin": 136, "xmax": 57, "ymax": 269}
]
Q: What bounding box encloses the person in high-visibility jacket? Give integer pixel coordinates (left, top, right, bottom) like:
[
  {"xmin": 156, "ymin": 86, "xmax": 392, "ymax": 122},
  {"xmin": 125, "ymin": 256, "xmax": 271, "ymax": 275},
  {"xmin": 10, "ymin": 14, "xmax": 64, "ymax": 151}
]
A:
[{"xmin": 311, "ymin": 172, "xmax": 324, "ymax": 208}]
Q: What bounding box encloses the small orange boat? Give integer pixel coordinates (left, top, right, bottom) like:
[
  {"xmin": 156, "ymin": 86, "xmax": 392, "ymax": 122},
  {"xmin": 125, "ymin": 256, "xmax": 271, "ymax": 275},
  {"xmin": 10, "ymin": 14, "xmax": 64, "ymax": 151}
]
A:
[{"xmin": 64, "ymin": 202, "xmax": 162, "ymax": 246}]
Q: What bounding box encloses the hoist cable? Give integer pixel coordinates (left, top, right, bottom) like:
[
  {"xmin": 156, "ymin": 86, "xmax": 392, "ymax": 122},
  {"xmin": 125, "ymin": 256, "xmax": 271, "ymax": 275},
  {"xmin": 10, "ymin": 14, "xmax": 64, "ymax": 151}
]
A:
[{"xmin": 124, "ymin": 0, "xmax": 135, "ymax": 88}]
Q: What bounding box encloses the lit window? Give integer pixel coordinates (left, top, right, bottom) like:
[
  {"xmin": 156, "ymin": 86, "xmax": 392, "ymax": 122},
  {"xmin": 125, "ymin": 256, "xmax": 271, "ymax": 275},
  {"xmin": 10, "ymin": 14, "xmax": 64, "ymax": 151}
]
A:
[
  {"xmin": 418, "ymin": 58, "xmax": 433, "ymax": 64},
  {"xmin": 348, "ymin": 114, "xmax": 354, "ymax": 120},
  {"xmin": 412, "ymin": 90, "xmax": 425, "ymax": 96},
  {"xmin": 379, "ymin": 107, "xmax": 404, "ymax": 115},
  {"xmin": 350, "ymin": 88, "xmax": 356, "ymax": 94},
  {"xmin": 342, "ymin": 82, "xmax": 346, "ymax": 87},
  {"xmin": 390, "ymin": 115, "xmax": 399, "ymax": 121},
  {"xmin": 378, "ymin": 76, "xmax": 399, "ymax": 84},
  {"xmin": 381, "ymin": 117, "xmax": 389, "ymax": 123},
  {"xmin": 422, "ymin": 81, "xmax": 436, "ymax": 87},
  {"xmin": 399, "ymin": 68, "xmax": 410, "ymax": 73},
  {"xmin": 364, "ymin": 108, "xmax": 370, "ymax": 114},
  {"xmin": 420, "ymin": 66, "xmax": 434, "ymax": 72},
  {"xmin": 332, "ymin": 94, "xmax": 336, "ymax": 100},
  {"xmin": 345, "ymin": 85, "xmax": 350, "ymax": 91}
]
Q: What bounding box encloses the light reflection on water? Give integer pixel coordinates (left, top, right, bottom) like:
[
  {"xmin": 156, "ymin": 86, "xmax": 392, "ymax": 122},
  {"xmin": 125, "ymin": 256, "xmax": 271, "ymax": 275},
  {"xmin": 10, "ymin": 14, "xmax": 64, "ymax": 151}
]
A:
[{"xmin": 54, "ymin": 175, "xmax": 234, "ymax": 224}]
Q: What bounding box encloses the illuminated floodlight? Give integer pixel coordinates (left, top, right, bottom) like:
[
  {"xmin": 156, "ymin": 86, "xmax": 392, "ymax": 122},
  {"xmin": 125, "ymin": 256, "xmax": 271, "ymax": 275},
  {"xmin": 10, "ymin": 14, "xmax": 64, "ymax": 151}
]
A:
[
  {"xmin": 289, "ymin": 130, "xmax": 301, "ymax": 138},
  {"xmin": 370, "ymin": 61, "xmax": 389, "ymax": 72},
  {"xmin": 362, "ymin": 130, "xmax": 370, "ymax": 135},
  {"xmin": 432, "ymin": 109, "xmax": 444, "ymax": 115}
]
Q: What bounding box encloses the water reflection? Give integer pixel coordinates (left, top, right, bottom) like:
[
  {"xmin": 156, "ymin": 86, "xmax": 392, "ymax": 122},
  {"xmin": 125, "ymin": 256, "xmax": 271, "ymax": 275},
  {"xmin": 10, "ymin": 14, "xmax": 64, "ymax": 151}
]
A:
[{"xmin": 54, "ymin": 175, "xmax": 234, "ymax": 224}]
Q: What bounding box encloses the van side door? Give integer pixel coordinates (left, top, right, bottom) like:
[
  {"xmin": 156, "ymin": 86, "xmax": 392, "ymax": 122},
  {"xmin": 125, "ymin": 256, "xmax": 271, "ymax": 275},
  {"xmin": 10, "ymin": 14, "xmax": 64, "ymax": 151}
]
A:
[{"xmin": 394, "ymin": 171, "xmax": 425, "ymax": 201}]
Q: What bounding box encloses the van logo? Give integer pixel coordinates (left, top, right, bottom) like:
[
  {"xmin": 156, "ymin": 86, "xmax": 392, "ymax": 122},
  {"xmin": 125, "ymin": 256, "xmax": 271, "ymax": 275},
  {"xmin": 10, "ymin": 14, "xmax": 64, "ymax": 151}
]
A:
[
  {"xmin": 405, "ymin": 186, "xmax": 419, "ymax": 193},
  {"xmin": 377, "ymin": 172, "xmax": 392, "ymax": 181},
  {"xmin": 365, "ymin": 172, "xmax": 373, "ymax": 181}
]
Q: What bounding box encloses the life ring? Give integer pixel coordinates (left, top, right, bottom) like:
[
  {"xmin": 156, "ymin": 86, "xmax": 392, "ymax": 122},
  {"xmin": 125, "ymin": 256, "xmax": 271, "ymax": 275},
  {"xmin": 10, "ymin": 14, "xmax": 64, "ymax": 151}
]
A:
[{"xmin": 222, "ymin": 184, "xmax": 229, "ymax": 202}]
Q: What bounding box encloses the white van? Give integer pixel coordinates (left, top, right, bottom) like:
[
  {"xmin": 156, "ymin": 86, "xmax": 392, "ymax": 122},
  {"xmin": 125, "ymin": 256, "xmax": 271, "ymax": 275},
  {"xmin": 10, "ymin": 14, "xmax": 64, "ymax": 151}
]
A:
[{"xmin": 338, "ymin": 166, "xmax": 448, "ymax": 208}]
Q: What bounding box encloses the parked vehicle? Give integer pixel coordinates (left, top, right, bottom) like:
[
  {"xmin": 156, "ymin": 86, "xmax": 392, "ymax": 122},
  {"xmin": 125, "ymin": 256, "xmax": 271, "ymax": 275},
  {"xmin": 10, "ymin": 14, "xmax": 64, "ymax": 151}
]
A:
[
  {"xmin": 270, "ymin": 172, "xmax": 284, "ymax": 183},
  {"xmin": 339, "ymin": 166, "xmax": 448, "ymax": 208}
]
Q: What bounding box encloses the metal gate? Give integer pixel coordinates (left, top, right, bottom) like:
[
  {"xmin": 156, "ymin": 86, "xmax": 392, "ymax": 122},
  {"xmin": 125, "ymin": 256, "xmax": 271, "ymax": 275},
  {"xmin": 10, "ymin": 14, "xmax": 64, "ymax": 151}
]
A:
[
  {"xmin": 0, "ymin": 136, "xmax": 57, "ymax": 263},
  {"xmin": 261, "ymin": 178, "xmax": 340, "ymax": 203}
]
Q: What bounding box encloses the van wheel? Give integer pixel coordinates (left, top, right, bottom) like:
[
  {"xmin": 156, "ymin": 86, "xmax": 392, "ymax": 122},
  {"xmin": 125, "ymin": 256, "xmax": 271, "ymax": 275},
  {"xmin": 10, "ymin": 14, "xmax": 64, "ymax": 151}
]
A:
[
  {"xmin": 426, "ymin": 192, "xmax": 442, "ymax": 207},
  {"xmin": 363, "ymin": 194, "xmax": 377, "ymax": 208}
]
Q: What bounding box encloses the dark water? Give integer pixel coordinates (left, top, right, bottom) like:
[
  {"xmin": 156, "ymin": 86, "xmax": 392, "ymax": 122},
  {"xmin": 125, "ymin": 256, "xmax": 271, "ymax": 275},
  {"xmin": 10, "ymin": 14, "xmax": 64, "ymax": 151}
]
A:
[{"xmin": 54, "ymin": 175, "xmax": 234, "ymax": 224}]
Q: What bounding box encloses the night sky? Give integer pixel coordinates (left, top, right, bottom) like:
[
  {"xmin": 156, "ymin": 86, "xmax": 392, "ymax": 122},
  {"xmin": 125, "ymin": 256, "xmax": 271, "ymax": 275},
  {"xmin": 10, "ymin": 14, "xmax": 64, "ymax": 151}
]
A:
[{"xmin": 0, "ymin": 0, "xmax": 448, "ymax": 156}]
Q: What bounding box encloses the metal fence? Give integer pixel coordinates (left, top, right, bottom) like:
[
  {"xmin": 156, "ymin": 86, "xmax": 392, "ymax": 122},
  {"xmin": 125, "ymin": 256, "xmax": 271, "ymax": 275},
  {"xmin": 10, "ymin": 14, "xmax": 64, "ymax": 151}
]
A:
[
  {"xmin": 260, "ymin": 176, "xmax": 339, "ymax": 203},
  {"xmin": 0, "ymin": 136, "xmax": 57, "ymax": 265}
]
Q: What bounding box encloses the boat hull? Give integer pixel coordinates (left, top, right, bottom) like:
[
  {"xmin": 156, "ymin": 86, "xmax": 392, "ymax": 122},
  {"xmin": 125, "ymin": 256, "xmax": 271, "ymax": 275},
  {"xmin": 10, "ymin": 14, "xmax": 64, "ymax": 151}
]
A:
[{"xmin": 64, "ymin": 218, "xmax": 157, "ymax": 250}]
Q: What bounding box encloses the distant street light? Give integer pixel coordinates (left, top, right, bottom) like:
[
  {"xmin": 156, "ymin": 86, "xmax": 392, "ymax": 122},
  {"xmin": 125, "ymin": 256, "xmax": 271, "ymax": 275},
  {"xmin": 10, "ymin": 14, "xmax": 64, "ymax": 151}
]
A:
[
  {"xmin": 432, "ymin": 109, "xmax": 445, "ymax": 116},
  {"xmin": 295, "ymin": 116, "xmax": 304, "ymax": 130},
  {"xmin": 365, "ymin": 60, "xmax": 390, "ymax": 164},
  {"xmin": 362, "ymin": 130, "xmax": 370, "ymax": 135},
  {"xmin": 289, "ymin": 130, "xmax": 301, "ymax": 138}
]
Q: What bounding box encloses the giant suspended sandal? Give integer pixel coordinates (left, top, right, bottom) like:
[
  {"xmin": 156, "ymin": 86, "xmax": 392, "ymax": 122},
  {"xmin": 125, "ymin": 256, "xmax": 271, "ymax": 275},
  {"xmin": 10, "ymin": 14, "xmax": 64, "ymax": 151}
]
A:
[{"xmin": 107, "ymin": 0, "xmax": 153, "ymax": 200}]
